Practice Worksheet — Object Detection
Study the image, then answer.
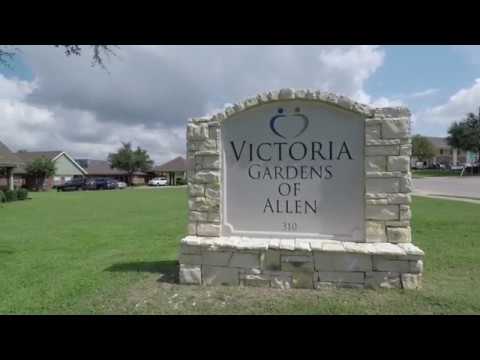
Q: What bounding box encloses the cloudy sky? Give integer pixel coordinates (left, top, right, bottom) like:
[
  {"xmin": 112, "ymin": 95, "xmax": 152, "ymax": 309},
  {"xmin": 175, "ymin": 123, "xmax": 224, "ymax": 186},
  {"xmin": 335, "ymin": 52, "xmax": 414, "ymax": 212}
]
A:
[{"xmin": 1, "ymin": 45, "xmax": 480, "ymax": 165}]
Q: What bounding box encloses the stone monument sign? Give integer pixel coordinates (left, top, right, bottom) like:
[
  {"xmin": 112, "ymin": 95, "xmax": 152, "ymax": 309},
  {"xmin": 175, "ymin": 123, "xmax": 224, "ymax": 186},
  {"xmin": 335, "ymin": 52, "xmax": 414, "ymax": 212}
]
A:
[{"xmin": 179, "ymin": 88, "xmax": 424, "ymax": 290}]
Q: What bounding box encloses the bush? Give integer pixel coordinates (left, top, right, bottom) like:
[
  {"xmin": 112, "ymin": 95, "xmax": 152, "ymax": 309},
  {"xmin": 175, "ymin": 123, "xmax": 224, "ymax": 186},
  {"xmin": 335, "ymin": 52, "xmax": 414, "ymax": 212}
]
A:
[
  {"xmin": 0, "ymin": 190, "xmax": 5, "ymax": 203},
  {"xmin": 4, "ymin": 190, "xmax": 17, "ymax": 202},
  {"xmin": 176, "ymin": 178, "xmax": 187, "ymax": 186},
  {"xmin": 17, "ymin": 188, "xmax": 28, "ymax": 201}
]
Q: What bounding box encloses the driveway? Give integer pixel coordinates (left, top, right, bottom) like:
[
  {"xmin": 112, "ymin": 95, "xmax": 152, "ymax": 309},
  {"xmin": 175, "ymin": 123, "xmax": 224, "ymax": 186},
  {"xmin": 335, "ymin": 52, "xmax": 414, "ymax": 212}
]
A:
[{"xmin": 412, "ymin": 176, "xmax": 480, "ymax": 201}]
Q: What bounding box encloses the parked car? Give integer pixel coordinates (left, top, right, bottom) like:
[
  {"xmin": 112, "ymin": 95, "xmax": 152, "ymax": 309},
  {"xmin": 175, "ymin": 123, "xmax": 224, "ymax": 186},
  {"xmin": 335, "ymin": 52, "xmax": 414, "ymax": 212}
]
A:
[
  {"xmin": 148, "ymin": 177, "xmax": 168, "ymax": 186},
  {"xmin": 117, "ymin": 181, "xmax": 127, "ymax": 189},
  {"xmin": 84, "ymin": 178, "xmax": 118, "ymax": 190},
  {"xmin": 57, "ymin": 178, "xmax": 87, "ymax": 192}
]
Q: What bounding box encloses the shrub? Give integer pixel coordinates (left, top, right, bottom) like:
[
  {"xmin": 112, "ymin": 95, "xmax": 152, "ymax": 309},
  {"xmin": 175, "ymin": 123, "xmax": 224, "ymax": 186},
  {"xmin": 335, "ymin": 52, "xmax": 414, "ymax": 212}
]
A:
[
  {"xmin": 0, "ymin": 190, "xmax": 5, "ymax": 203},
  {"xmin": 4, "ymin": 190, "xmax": 17, "ymax": 202},
  {"xmin": 17, "ymin": 188, "xmax": 28, "ymax": 201},
  {"xmin": 176, "ymin": 178, "xmax": 187, "ymax": 186}
]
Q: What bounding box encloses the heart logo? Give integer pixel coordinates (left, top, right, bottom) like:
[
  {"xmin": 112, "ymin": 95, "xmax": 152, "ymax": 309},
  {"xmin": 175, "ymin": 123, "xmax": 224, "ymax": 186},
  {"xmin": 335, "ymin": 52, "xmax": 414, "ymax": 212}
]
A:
[{"xmin": 270, "ymin": 107, "xmax": 309, "ymax": 139}]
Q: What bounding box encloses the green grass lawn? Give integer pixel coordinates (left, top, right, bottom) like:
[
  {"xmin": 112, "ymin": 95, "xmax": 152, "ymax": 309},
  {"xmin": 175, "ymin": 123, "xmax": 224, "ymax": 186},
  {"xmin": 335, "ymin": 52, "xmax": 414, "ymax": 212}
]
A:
[{"xmin": 1, "ymin": 189, "xmax": 480, "ymax": 314}]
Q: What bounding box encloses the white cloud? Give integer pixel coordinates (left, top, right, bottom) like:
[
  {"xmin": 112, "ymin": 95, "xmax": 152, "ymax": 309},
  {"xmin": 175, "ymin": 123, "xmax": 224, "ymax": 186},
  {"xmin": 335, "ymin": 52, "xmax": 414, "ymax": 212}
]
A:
[
  {"xmin": 0, "ymin": 73, "xmax": 36, "ymax": 101},
  {"xmin": 413, "ymin": 79, "xmax": 480, "ymax": 136},
  {"xmin": 369, "ymin": 96, "xmax": 404, "ymax": 108},
  {"xmin": 410, "ymin": 88, "xmax": 439, "ymax": 98},
  {"xmin": 0, "ymin": 45, "xmax": 390, "ymax": 164}
]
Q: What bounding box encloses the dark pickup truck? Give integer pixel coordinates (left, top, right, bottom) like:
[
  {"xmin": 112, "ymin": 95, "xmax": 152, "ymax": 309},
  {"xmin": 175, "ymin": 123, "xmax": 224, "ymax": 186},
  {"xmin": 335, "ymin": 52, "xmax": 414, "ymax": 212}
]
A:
[
  {"xmin": 57, "ymin": 178, "xmax": 87, "ymax": 192},
  {"xmin": 84, "ymin": 178, "xmax": 118, "ymax": 190}
]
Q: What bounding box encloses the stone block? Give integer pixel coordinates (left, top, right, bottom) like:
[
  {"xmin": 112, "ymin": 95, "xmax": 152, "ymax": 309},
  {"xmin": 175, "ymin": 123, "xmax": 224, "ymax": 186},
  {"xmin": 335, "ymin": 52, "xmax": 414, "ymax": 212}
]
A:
[
  {"xmin": 385, "ymin": 220, "xmax": 410, "ymax": 227},
  {"xmin": 366, "ymin": 125, "xmax": 381, "ymax": 141},
  {"xmin": 187, "ymin": 222, "xmax": 197, "ymax": 235},
  {"xmin": 192, "ymin": 171, "xmax": 219, "ymax": 184},
  {"xmin": 189, "ymin": 197, "xmax": 217, "ymax": 212},
  {"xmin": 282, "ymin": 257, "xmax": 314, "ymax": 273},
  {"xmin": 262, "ymin": 250, "xmax": 281, "ymax": 271},
  {"xmin": 343, "ymin": 242, "xmax": 373, "ymax": 254},
  {"xmin": 373, "ymin": 257, "xmax": 410, "ymax": 272},
  {"xmin": 279, "ymin": 88, "xmax": 295, "ymax": 99},
  {"xmin": 400, "ymin": 175, "xmax": 413, "ymax": 193},
  {"xmin": 317, "ymin": 271, "xmax": 365, "ymax": 284},
  {"xmin": 387, "ymin": 156, "xmax": 410, "ymax": 172},
  {"xmin": 400, "ymin": 144, "xmax": 412, "ymax": 156},
  {"xmin": 366, "ymin": 156, "xmax": 387, "ymax": 172},
  {"xmin": 400, "ymin": 205, "xmax": 412, "ymax": 220},
  {"xmin": 366, "ymin": 171, "xmax": 403, "ymax": 178},
  {"xmin": 199, "ymin": 154, "xmax": 220, "ymax": 170},
  {"xmin": 365, "ymin": 271, "xmax": 401, "ymax": 289},
  {"xmin": 189, "ymin": 211, "xmax": 208, "ymax": 222},
  {"xmin": 366, "ymin": 205, "xmax": 399, "ymax": 221},
  {"xmin": 188, "ymin": 184, "xmax": 204, "ymax": 197},
  {"xmin": 371, "ymin": 243, "xmax": 406, "ymax": 257},
  {"xmin": 187, "ymin": 123, "xmax": 209, "ymax": 141},
  {"xmin": 401, "ymin": 273, "xmax": 422, "ymax": 289},
  {"xmin": 367, "ymin": 139, "xmax": 401, "ymax": 146},
  {"xmin": 197, "ymin": 223, "xmax": 220, "ymax": 237},
  {"xmin": 244, "ymin": 278, "xmax": 271, "ymax": 287},
  {"xmin": 295, "ymin": 239, "xmax": 311, "ymax": 252},
  {"xmin": 366, "ymin": 221, "xmax": 387, "ymax": 242},
  {"xmin": 386, "ymin": 226, "xmax": 411, "ymax": 243},
  {"xmin": 202, "ymin": 251, "xmax": 232, "ymax": 266},
  {"xmin": 205, "ymin": 188, "xmax": 220, "ymax": 200},
  {"xmin": 386, "ymin": 194, "xmax": 411, "ymax": 205},
  {"xmin": 367, "ymin": 199, "xmax": 389, "ymax": 205},
  {"xmin": 365, "ymin": 145, "xmax": 400, "ymax": 156},
  {"xmin": 179, "ymin": 254, "xmax": 202, "ymax": 265},
  {"xmin": 179, "ymin": 264, "xmax": 202, "ymax": 285},
  {"xmin": 382, "ymin": 118, "xmax": 410, "ymax": 139},
  {"xmin": 271, "ymin": 275, "xmax": 292, "ymax": 289},
  {"xmin": 314, "ymin": 253, "xmax": 373, "ymax": 272},
  {"xmin": 322, "ymin": 242, "xmax": 346, "ymax": 252},
  {"xmin": 291, "ymin": 272, "xmax": 314, "ymax": 289},
  {"xmin": 366, "ymin": 178, "xmax": 400, "ymax": 193},
  {"xmin": 229, "ymin": 252, "xmax": 260, "ymax": 268},
  {"xmin": 374, "ymin": 107, "xmax": 411, "ymax": 118},
  {"xmin": 207, "ymin": 212, "xmax": 220, "ymax": 223},
  {"xmin": 197, "ymin": 139, "xmax": 218, "ymax": 152},
  {"xmin": 180, "ymin": 243, "xmax": 202, "ymax": 255},
  {"xmin": 314, "ymin": 282, "xmax": 336, "ymax": 290},
  {"xmin": 279, "ymin": 239, "xmax": 295, "ymax": 251},
  {"xmin": 397, "ymin": 243, "xmax": 425, "ymax": 258},
  {"xmin": 243, "ymin": 97, "xmax": 259, "ymax": 108},
  {"xmin": 409, "ymin": 260, "xmax": 423, "ymax": 273},
  {"xmin": 202, "ymin": 266, "xmax": 239, "ymax": 286}
]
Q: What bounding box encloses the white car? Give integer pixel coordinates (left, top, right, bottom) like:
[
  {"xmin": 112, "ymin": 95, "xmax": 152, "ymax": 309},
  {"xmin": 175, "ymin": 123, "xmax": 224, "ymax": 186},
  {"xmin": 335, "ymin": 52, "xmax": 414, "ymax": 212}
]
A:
[
  {"xmin": 117, "ymin": 181, "xmax": 127, "ymax": 189},
  {"xmin": 149, "ymin": 177, "xmax": 168, "ymax": 186}
]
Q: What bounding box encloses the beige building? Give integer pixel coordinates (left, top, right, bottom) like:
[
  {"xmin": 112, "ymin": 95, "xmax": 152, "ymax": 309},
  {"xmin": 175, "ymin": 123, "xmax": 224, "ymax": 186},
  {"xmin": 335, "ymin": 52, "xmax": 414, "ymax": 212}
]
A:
[
  {"xmin": 0, "ymin": 141, "xmax": 24, "ymax": 191},
  {"xmin": 414, "ymin": 137, "xmax": 467, "ymax": 167},
  {"xmin": 15, "ymin": 151, "xmax": 88, "ymax": 190},
  {"xmin": 155, "ymin": 156, "xmax": 191, "ymax": 185}
]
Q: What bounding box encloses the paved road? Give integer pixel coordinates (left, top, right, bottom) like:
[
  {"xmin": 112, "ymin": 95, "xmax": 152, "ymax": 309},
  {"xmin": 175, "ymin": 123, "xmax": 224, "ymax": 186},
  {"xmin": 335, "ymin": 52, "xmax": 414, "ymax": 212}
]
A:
[{"xmin": 413, "ymin": 177, "xmax": 480, "ymax": 200}]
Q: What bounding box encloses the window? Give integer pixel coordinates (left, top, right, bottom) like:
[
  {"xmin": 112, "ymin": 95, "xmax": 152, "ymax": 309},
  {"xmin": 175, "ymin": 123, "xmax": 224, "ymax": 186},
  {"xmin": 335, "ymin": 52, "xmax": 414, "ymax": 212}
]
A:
[{"xmin": 440, "ymin": 149, "xmax": 444, "ymax": 155}]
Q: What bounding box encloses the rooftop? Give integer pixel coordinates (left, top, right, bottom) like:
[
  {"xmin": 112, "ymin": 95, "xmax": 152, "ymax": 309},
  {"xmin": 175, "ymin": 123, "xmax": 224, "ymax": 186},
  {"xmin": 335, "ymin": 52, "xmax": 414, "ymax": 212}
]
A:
[
  {"xmin": 76, "ymin": 159, "xmax": 148, "ymax": 176},
  {"xmin": 0, "ymin": 141, "xmax": 24, "ymax": 167},
  {"xmin": 156, "ymin": 156, "xmax": 191, "ymax": 172}
]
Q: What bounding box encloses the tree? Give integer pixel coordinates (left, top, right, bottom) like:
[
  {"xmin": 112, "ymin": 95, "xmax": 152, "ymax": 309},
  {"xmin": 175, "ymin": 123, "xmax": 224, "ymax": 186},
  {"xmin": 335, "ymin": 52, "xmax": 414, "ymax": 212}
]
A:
[
  {"xmin": 447, "ymin": 108, "xmax": 480, "ymax": 153},
  {"xmin": 412, "ymin": 135, "xmax": 436, "ymax": 162},
  {"xmin": 25, "ymin": 157, "xmax": 56, "ymax": 191},
  {"xmin": 108, "ymin": 143, "xmax": 154, "ymax": 185},
  {"xmin": 0, "ymin": 45, "xmax": 117, "ymax": 69}
]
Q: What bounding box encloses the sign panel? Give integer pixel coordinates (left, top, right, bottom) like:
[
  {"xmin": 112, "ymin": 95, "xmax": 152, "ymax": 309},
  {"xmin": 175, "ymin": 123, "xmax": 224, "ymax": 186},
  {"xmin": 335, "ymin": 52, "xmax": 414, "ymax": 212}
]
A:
[{"xmin": 221, "ymin": 100, "xmax": 365, "ymax": 241}]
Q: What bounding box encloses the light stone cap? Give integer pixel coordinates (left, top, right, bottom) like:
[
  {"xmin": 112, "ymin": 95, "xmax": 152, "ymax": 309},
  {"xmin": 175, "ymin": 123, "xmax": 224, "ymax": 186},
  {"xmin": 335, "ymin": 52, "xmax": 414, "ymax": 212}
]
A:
[
  {"xmin": 180, "ymin": 236, "xmax": 423, "ymax": 258},
  {"xmin": 188, "ymin": 88, "xmax": 411, "ymax": 125}
]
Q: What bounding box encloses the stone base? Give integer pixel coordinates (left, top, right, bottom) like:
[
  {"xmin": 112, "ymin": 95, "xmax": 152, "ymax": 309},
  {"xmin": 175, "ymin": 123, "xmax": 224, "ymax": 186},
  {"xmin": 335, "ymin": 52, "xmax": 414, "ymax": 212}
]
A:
[{"xmin": 178, "ymin": 236, "xmax": 424, "ymax": 290}]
